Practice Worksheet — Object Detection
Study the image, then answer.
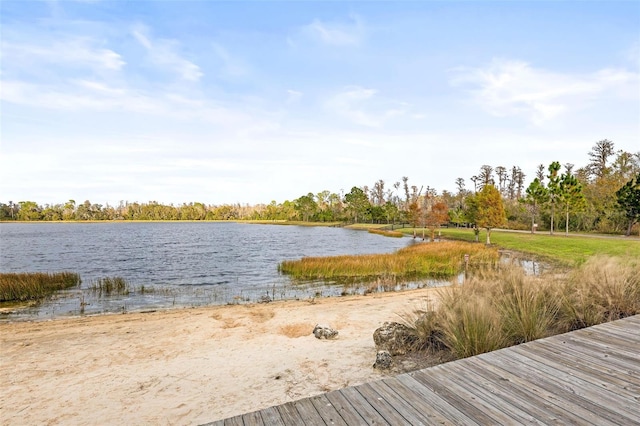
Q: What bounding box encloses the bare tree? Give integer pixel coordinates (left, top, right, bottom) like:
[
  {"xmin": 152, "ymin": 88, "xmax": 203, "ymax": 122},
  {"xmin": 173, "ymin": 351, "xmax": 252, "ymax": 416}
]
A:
[
  {"xmin": 477, "ymin": 165, "xmax": 494, "ymax": 190},
  {"xmin": 371, "ymin": 179, "xmax": 386, "ymax": 206},
  {"xmin": 495, "ymin": 166, "xmax": 507, "ymax": 195},
  {"xmin": 587, "ymin": 139, "xmax": 615, "ymax": 179},
  {"xmin": 536, "ymin": 164, "xmax": 546, "ymax": 184}
]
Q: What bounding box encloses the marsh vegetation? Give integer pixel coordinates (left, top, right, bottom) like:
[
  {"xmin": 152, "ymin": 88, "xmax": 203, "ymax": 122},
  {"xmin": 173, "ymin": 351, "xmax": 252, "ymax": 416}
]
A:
[
  {"xmin": 0, "ymin": 272, "xmax": 81, "ymax": 302},
  {"xmin": 279, "ymin": 241, "xmax": 498, "ymax": 282}
]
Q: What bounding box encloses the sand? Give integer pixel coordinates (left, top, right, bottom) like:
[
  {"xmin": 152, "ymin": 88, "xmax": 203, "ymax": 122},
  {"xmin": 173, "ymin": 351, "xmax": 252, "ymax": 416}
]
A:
[{"xmin": 0, "ymin": 288, "xmax": 439, "ymax": 425}]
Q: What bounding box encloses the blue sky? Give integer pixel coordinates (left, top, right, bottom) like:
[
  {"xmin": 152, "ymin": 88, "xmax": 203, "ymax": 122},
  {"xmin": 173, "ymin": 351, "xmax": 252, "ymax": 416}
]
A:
[{"xmin": 1, "ymin": 1, "xmax": 638, "ymax": 206}]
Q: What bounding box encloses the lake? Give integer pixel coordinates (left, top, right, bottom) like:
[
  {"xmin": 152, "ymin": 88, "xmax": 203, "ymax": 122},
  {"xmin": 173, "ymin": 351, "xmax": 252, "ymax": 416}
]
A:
[{"xmin": 1, "ymin": 222, "xmax": 448, "ymax": 320}]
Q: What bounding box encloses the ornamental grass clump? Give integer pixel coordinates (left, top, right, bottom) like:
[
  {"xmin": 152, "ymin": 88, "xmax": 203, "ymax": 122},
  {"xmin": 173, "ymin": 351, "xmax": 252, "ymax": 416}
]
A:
[
  {"xmin": 279, "ymin": 241, "xmax": 498, "ymax": 282},
  {"xmin": 0, "ymin": 272, "xmax": 81, "ymax": 302},
  {"xmin": 400, "ymin": 256, "xmax": 640, "ymax": 361},
  {"xmin": 556, "ymin": 256, "xmax": 640, "ymax": 331}
]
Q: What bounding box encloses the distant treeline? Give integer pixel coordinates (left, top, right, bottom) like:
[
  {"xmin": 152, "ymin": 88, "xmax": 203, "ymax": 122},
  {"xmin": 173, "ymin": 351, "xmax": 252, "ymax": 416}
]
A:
[{"xmin": 2, "ymin": 140, "xmax": 639, "ymax": 236}]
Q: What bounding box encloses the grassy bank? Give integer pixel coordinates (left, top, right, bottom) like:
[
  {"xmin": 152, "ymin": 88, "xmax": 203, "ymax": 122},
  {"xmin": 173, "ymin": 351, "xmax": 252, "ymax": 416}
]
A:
[
  {"xmin": 0, "ymin": 272, "xmax": 81, "ymax": 302},
  {"xmin": 245, "ymin": 220, "xmax": 342, "ymax": 227},
  {"xmin": 279, "ymin": 241, "xmax": 498, "ymax": 282},
  {"xmin": 368, "ymin": 228, "xmax": 404, "ymax": 238},
  {"xmin": 401, "ymin": 227, "xmax": 640, "ymax": 265},
  {"xmin": 401, "ymin": 256, "xmax": 639, "ymax": 360}
]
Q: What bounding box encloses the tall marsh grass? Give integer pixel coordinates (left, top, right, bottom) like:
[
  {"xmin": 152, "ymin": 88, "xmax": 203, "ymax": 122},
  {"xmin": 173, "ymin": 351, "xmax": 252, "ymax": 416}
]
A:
[
  {"xmin": 0, "ymin": 272, "xmax": 81, "ymax": 302},
  {"xmin": 90, "ymin": 276, "xmax": 131, "ymax": 296},
  {"xmin": 401, "ymin": 256, "xmax": 639, "ymax": 360},
  {"xmin": 279, "ymin": 241, "xmax": 498, "ymax": 282}
]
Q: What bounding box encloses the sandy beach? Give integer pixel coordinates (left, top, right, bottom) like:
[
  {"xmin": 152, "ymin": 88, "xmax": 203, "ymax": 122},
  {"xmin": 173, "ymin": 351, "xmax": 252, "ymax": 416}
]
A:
[{"xmin": 0, "ymin": 288, "xmax": 439, "ymax": 425}]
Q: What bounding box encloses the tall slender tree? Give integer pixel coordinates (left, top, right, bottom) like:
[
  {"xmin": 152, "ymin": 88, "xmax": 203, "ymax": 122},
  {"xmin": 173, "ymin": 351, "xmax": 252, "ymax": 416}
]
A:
[
  {"xmin": 547, "ymin": 161, "xmax": 561, "ymax": 235},
  {"xmin": 524, "ymin": 178, "xmax": 548, "ymax": 233},
  {"xmin": 558, "ymin": 173, "xmax": 585, "ymax": 236}
]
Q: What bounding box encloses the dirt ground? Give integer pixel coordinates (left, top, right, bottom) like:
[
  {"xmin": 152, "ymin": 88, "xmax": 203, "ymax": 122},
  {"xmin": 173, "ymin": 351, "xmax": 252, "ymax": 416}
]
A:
[{"xmin": 0, "ymin": 288, "xmax": 441, "ymax": 425}]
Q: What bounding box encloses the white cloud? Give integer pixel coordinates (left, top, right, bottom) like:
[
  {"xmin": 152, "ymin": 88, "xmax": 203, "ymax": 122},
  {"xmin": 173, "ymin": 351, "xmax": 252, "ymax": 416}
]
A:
[
  {"xmin": 325, "ymin": 86, "xmax": 409, "ymax": 127},
  {"xmin": 300, "ymin": 14, "xmax": 365, "ymax": 47},
  {"xmin": 286, "ymin": 89, "xmax": 303, "ymax": 104},
  {"xmin": 131, "ymin": 24, "xmax": 203, "ymax": 82},
  {"xmin": 451, "ymin": 59, "xmax": 639, "ymax": 125},
  {"xmin": 1, "ymin": 40, "xmax": 125, "ymax": 70}
]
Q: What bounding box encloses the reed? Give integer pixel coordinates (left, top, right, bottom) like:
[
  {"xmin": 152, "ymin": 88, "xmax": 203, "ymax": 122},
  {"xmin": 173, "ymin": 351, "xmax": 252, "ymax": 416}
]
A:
[
  {"xmin": 368, "ymin": 228, "xmax": 404, "ymax": 238},
  {"xmin": 0, "ymin": 272, "xmax": 81, "ymax": 302},
  {"xmin": 90, "ymin": 276, "xmax": 130, "ymax": 295},
  {"xmin": 278, "ymin": 241, "xmax": 498, "ymax": 282}
]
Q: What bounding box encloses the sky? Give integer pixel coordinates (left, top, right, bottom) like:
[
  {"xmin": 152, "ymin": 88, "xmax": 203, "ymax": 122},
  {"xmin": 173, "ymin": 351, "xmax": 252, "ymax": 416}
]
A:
[{"xmin": 1, "ymin": 1, "xmax": 639, "ymax": 206}]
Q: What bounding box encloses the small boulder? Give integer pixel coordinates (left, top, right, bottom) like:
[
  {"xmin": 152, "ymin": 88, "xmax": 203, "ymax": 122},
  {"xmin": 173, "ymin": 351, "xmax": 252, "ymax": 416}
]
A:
[
  {"xmin": 373, "ymin": 321, "xmax": 418, "ymax": 355},
  {"xmin": 313, "ymin": 324, "xmax": 339, "ymax": 340},
  {"xmin": 373, "ymin": 350, "xmax": 393, "ymax": 370}
]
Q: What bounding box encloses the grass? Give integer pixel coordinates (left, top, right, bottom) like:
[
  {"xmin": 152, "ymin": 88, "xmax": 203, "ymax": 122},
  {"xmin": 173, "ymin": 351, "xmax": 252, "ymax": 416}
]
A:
[
  {"xmin": 279, "ymin": 241, "xmax": 498, "ymax": 282},
  {"xmin": 245, "ymin": 220, "xmax": 342, "ymax": 227},
  {"xmin": 0, "ymin": 272, "xmax": 81, "ymax": 302},
  {"xmin": 90, "ymin": 276, "xmax": 131, "ymax": 295},
  {"xmin": 404, "ymin": 227, "xmax": 640, "ymax": 266},
  {"xmin": 368, "ymin": 228, "xmax": 404, "ymax": 238},
  {"xmin": 400, "ymin": 256, "xmax": 640, "ymax": 360}
]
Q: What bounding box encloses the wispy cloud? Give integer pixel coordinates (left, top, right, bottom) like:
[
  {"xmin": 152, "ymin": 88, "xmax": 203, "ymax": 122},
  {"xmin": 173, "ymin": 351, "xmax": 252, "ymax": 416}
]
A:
[
  {"xmin": 212, "ymin": 43, "xmax": 247, "ymax": 77},
  {"xmin": 298, "ymin": 14, "xmax": 366, "ymax": 47},
  {"xmin": 451, "ymin": 59, "xmax": 639, "ymax": 125},
  {"xmin": 326, "ymin": 86, "xmax": 409, "ymax": 127},
  {"xmin": 286, "ymin": 89, "xmax": 303, "ymax": 104},
  {"xmin": 131, "ymin": 24, "xmax": 203, "ymax": 82},
  {"xmin": 1, "ymin": 40, "xmax": 125, "ymax": 71}
]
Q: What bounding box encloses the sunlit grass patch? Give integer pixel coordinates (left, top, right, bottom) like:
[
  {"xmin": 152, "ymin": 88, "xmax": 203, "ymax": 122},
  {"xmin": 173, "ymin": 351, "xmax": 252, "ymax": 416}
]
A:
[
  {"xmin": 0, "ymin": 272, "xmax": 81, "ymax": 302},
  {"xmin": 435, "ymin": 228, "xmax": 640, "ymax": 265},
  {"xmin": 279, "ymin": 241, "xmax": 498, "ymax": 282}
]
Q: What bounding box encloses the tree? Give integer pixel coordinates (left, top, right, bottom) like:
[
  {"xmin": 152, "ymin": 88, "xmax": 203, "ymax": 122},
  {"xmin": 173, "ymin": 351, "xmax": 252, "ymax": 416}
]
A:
[
  {"xmin": 344, "ymin": 187, "xmax": 370, "ymax": 223},
  {"xmin": 294, "ymin": 193, "xmax": 317, "ymax": 222},
  {"xmin": 616, "ymin": 172, "xmax": 640, "ymax": 236},
  {"xmin": 370, "ymin": 179, "xmax": 386, "ymax": 206},
  {"xmin": 587, "ymin": 139, "xmax": 615, "ymax": 179},
  {"xmin": 524, "ymin": 178, "xmax": 548, "ymax": 233},
  {"xmin": 546, "ymin": 161, "xmax": 561, "ymax": 235},
  {"xmin": 17, "ymin": 201, "xmax": 41, "ymax": 221},
  {"xmin": 477, "ymin": 165, "xmax": 494, "ymax": 190},
  {"xmin": 475, "ymin": 185, "xmax": 506, "ymax": 244},
  {"xmin": 558, "ymin": 173, "xmax": 585, "ymax": 236},
  {"xmin": 425, "ymin": 201, "xmax": 449, "ymax": 241},
  {"xmin": 383, "ymin": 201, "xmax": 399, "ymax": 227}
]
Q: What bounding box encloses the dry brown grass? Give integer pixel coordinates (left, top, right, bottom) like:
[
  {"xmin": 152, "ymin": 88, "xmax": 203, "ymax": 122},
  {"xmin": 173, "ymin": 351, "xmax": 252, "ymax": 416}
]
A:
[{"xmin": 400, "ymin": 256, "xmax": 640, "ymax": 360}]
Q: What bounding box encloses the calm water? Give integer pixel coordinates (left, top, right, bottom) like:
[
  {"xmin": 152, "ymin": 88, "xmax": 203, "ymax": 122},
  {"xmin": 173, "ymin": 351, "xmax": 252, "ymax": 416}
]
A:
[{"xmin": 1, "ymin": 222, "xmax": 431, "ymax": 320}]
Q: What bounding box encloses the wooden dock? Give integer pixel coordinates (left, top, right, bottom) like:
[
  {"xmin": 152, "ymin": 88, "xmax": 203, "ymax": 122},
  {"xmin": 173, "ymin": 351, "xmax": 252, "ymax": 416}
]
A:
[{"xmin": 205, "ymin": 315, "xmax": 640, "ymax": 425}]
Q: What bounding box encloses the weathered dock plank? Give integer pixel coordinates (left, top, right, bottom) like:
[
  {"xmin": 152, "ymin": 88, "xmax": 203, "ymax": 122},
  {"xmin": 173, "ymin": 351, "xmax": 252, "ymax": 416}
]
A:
[
  {"xmin": 308, "ymin": 394, "xmax": 348, "ymax": 426},
  {"xmin": 355, "ymin": 382, "xmax": 410, "ymax": 424},
  {"xmin": 206, "ymin": 315, "xmax": 640, "ymax": 426}
]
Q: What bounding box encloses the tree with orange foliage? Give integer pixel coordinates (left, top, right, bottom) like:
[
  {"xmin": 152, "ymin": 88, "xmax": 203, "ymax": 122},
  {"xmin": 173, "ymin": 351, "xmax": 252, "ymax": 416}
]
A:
[{"xmin": 425, "ymin": 201, "xmax": 449, "ymax": 241}]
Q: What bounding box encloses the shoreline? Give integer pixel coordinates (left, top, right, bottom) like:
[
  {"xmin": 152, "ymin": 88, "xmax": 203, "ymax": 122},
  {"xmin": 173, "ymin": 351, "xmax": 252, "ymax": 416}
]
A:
[{"xmin": 0, "ymin": 287, "xmax": 439, "ymax": 425}]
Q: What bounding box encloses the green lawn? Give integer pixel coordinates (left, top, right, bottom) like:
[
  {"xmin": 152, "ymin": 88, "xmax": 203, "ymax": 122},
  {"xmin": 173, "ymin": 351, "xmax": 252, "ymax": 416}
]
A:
[{"xmin": 402, "ymin": 227, "xmax": 640, "ymax": 266}]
